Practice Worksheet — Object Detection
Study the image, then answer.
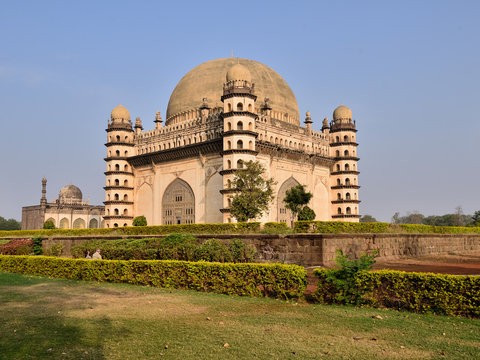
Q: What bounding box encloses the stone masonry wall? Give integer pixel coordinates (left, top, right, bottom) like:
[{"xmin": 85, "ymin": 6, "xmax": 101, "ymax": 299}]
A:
[{"xmin": 34, "ymin": 233, "xmax": 480, "ymax": 267}]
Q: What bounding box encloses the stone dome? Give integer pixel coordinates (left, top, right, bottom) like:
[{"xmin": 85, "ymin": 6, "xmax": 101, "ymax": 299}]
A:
[
  {"xmin": 226, "ymin": 63, "xmax": 252, "ymax": 82},
  {"xmin": 166, "ymin": 58, "xmax": 299, "ymax": 125},
  {"xmin": 111, "ymin": 105, "xmax": 130, "ymax": 121},
  {"xmin": 58, "ymin": 184, "xmax": 82, "ymax": 202},
  {"xmin": 333, "ymin": 105, "xmax": 352, "ymax": 120}
]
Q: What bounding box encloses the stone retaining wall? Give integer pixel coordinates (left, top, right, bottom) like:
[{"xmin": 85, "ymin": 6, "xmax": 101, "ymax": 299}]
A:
[{"xmin": 32, "ymin": 233, "xmax": 480, "ymax": 267}]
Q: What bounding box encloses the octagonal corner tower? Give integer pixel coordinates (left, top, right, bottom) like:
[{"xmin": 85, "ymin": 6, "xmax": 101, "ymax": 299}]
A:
[{"xmin": 166, "ymin": 58, "xmax": 300, "ymax": 125}]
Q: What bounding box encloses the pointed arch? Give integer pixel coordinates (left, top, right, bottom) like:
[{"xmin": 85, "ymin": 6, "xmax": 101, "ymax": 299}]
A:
[
  {"xmin": 59, "ymin": 218, "xmax": 69, "ymax": 229},
  {"xmin": 73, "ymin": 218, "xmax": 85, "ymax": 229},
  {"xmin": 89, "ymin": 218, "xmax": 99, "ymax": 228},
  {"xmin": 277, "ymin": 177, "xmax": 300, "ymax": 224},
  {"xmin": 162, "ymin": 178, "xmax": 195, "ymax": 225}
]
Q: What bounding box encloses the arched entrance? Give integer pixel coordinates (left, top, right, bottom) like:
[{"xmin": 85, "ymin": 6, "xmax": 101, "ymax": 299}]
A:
[
  {"xmin": 162, "ymin": 178, "xmax": 195, "ymax": 225},
  {"xmin": 277, "ymin": 177, "xmax": 300, "ymax": 225}
]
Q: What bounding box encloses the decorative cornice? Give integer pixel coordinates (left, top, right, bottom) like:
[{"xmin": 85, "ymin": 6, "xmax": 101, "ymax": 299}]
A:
[
  {"xmin": 105, "ymin": 142, "xmax": 135, "ymax": 147},
  {"xmin": 221, "ymin": 93, "xmax": 257, "ymax": 101},
  {"xmin": 256, "ymin": 141, "xmax": 335, "ymax": 167},
  {"xmin": 220, "ymin": 208, "xmax": 231, "ymax": 213},
  {"xmin": 104, "ymin": 186, "xmax": 134, "ymax": 190},
  {"xmin": 330, "ymin": 142, "xmax": 358, "ymax": 147},
  {"xmin": 222, "ymin": 111, "xmax": 258, "ymax": 119},
  {"xmin": 104, "ymin": 201, "xmax": 134, "ymax": 205},
  {"xmin": 103, "ymin": 215, "xmax": 134, "ymax": 220},
  {"xmin": 106, "ymin": 127, "xmax": 134, "ymax": 133},
  {"xmin": 223, "ymin": 130, "xmax": 258, "ymax": 137},
  {"xmin": 104, "ymin": 156, "xmax": 129, "ymax": 161},
  {"xmin": 331, "ymin": 200, "xmax": 361, "ymax": 204},
  {"xmin": 128, "ymin": 139, "xmax": 223, "ymax": 167},
  {"xmin": 332, "ymin": 214, "xmax": 361, "ymax": 219},
  {"xmin": 334, "ymin": 156, "xmax": 360, "ymax": 161},
  {"xmin": 219, "ymin": 188, "xmax": 237, "ymax": 194},
  {"xmin": 331, "ymin": 171, "xmax": 360, "ymax": 175},
  {"xmin": 104, "ymin": 171, "xmax": 134, "ymax": 176},
  {"xmin": 331, "ymin": 185, "xmax": 361, "ymax": 190},
  {"xmin": 221, "ymin": 149, "xmax": 258, "ymax": 156}
]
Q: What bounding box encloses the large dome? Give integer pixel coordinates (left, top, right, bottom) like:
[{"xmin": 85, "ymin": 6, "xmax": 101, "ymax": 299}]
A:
[
  {"xmin": 58, "ymin": 184, "xmax": 82, "ymax": 203},
  {"xmin": 166, "ymin": 58, "xmax": 299, "ymax": 125}
]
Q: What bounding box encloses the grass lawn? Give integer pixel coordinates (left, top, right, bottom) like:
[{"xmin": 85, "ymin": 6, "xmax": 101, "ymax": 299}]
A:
[{"xmin": 0, "ymin": 272, "xmax": 478, "ymax": 360}]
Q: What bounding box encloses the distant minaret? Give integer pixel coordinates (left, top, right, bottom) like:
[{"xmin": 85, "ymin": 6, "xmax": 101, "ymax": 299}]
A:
[{"xmin": 40, "ymin": 177, "xmax": 47, "ymax": 207}]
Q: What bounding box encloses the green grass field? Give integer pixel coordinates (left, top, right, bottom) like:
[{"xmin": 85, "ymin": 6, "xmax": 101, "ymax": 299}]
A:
[{"xmin": 0, "ymin": 272, "xmax": 479, "ymax": 360}]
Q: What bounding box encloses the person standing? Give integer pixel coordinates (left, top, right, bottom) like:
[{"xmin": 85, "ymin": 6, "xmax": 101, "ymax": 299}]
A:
[{"xmin": 92, "ymin": 249, "xmax": 102, "ymax": 260}]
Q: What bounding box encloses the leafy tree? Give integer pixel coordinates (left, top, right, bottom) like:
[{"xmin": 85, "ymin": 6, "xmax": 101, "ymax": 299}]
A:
[
  {"xmin": 229, "ymin": 160, "xmax": 276, "ymax": 222},
  {"xmin": 472, "ymin": 210, "xmax": 480, "ymax": 226},
  {"xmin": 0, "ymin": 216, "xmax": 21, "ymax": 230},
  {"xmin": 298, "ymin": 206, "xmax": 316, "ymax": 221},
  {"xmin": 132, "ymin": 215, "xmax": 147, "ymax": 226},
  {"xmin": 391, "ymin": 212, "xmax": 400, "ymax": 224},
  {"xmin": 283, "ymin": 184, "xmax": 313, "ymax": 221},
  {"xmin": 360, "ymin": 214, "xmax": 377, "ymax": 223},
  {"xmin": 43, "ymin": 220, "xmax": 55, "ymax": 229}
]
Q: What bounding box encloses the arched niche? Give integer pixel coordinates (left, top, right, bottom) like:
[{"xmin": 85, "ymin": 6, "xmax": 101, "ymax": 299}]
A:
[
  {"xmin": 162, "ymin": 178, "xmax": 195, "ymax": 225},
  {"xmin": 59, "ymin": 218, "xmax": 69, "ymax": 229},
  {"xmin": 277, "ymin": 177, "xmax": 300, "ymax": 225},
  {"xmin": 89, "ymin": 218, "xmax": 99, "ymax": 228},
  {"xmin": 73, "ymin": 218, "xmax": 86, "ymax": 229}
]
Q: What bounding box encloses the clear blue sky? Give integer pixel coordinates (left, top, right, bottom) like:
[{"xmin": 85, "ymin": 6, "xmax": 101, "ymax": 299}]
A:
[{"xmin": 1, "ymin": 0, "xmax": 479, "ymax": 222}]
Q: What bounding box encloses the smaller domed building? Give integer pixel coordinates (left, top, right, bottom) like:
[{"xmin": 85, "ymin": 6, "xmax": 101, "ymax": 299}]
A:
[{"xmin": 21, "ymin": 178, "xmax": 104, "ymax": 229}]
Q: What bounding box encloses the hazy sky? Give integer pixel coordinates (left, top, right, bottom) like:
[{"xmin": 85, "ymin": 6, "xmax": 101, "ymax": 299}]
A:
[{"xmin": 1, "ymin": 0, "xmax": 479, "ymax": 222}]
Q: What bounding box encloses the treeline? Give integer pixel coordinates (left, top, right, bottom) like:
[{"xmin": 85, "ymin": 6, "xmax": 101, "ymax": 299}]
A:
[
  {"xmin": 361, "ymin": 208, "xmax": 480, "ymax": 227},
  {"xmin": 0, "ymin": 217, "xmax": 21, "ymax": 231}
]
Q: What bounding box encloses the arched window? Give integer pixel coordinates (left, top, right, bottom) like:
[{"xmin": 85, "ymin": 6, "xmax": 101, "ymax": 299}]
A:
[
  {"xmin": 346, "ymin": 207, "xmax": 351, "ymax": 214},
  {"xmin": 237, "ymin": 140, "xmax": 243, "ymax": 149},
  {"xmin": 227, "ymin": 160, "xmax": 231, "ymax": 169},
  {"xmin": 344, "ymin": 135, "xmax": 348, "ymax": 142},
  {"xmin": 124, "ymin": 165, "xmax": 128, "ymax": 171},
  {"xmin": 107, "ymin": 209, "xmax": 110, "ymax": 215},
  {"xmin": 124, "ymin": 150, "xmax": 128, "ymax": 156},
  {"xmin": 337, "ymin": 207, "xmax": 342, "ymax": 215},
  {"xmin": 227, "ymin": 179, "xmax": 231, "ymax": 188},
  {"xmin": 114, "ymin": 223, "xmax": 118, "ymax": 227},
  {"xmin": 162, "ymin": 178, "xmax": 195, "ymax": 225},
  {"xmin": 115, "ymin": 179, "xmax": 120, "ymax": 186},
  {"xmin": 248, "ymin": 104, "xmax": 252, "ymax": 112},
  {"xmin": 344, "ymin": 150, "xmax": 349, "ymax": 156},
  {"xmin": 123, "ymin": 223, "xmax": 127, "ymax": 227},
  {"xmin": 227, "ymin": 140, "xmax": 231, "ymax": 150},
  {"xmin": 114, "ymin": 193, "xmax": 119, "ymax": 200},
  {"xmin": 336, "ymin": 150, "xmax": 340, "ymax": 157},
  {"xmin": 114, "ymin": 208, "xmax": 119, "ymax": 215},
  {"xmin": 337, "ymin": 193, "xmax": 341, "ymax": 200},
  {"xmin": 248, "ymin": 122, "xmax": 253, "ymax": 130},
  {"xmin": 336, "ymin": 136, "xmax": 340, "ymax": 142},
  {"xmin": 345, "ymin": 164, "xmax": 350, "ymax": 171},
  {"xmin": 227, "ymin": 103, "xmax": 232, "ymax": 112},
  {"xmin": 237, "ymin": 121, "xmax": 243, "ymax": 130},
  {"xmin": 346, "ymin": 192, "xmax": 351, "ymax": 200},
  {"xmin": 237, "ymin": 160, "xmax": 243, "ymax": 169},
  {"xmin": 345, "ymin": 178, "xmax": 351, "ymax": 186},
  {"xmin": 337, "ymin": 179, "xmax": 341, "ymax": 185},
  {"xmin": 124, "ymin": 180, "xmax": 128, "ymax": 186},
  {"xmin": 124, "ymin": 194, "xmax": 128, "ymax": 201},
  {"xmin": 336, "ymin": 164, "xmax": 340, "ymax": 171},
  {"xmin": 237, "ymin": 102, "xmax": 243, "ymax": 111},
  {"xmin": 227, "ymin": 122, "xmax": 232, "ymax": 131},
  {"xmin": 115, "ymin": 164, "xmax": 120, "ymax": 171},
  {"xmin": 115, "ymin": 150, "xmax": 120, "ymax": 156},
  {"xmin": 123, "ymin": 209, "xmax": 128, "ymax": 215},
  {"xmin": 275, "ymin": 137, "xmax": 279, "ymax": 144},
  {"xmin": 249, "ymin": 141, "xmax": 253, "ymax": 150}
]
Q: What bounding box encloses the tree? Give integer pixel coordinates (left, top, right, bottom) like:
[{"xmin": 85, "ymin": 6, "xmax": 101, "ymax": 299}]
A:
[
  {"xmin": 0, "ymin": 216, "xmax": 21, "ymax": 230},
  {"xmin": 391, "ymin": 212, "xmax": 400, "ymax": 224},
  {"xmin": 43, "ymin": 220, "xmax": 55, "ymax": 229},
  {"xmin": 298, "ymin": 206, "xmax": 316, "ymax": 221},
  {"xmin": 229, "ymin": 160, "xmax": 276, "ymax": 222},
  {"xmin": 283, "ymin": 184, "xmax": 313, "ymax": 222},
  {"xmin": 472, "ymin": 210, "xmax": 480, "ymax": 226},
  {"xmin": 132, "ymin": 215, "xmax": 147, "ymax": 226},
  {"xmin": 360, "ymin": 214, "xmax": 377, "ymax": 223}
]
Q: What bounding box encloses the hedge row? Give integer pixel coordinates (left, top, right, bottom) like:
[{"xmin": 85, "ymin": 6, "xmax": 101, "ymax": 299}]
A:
[
  {"xmin": 0, "ymin": 222, "xmax": 261, "ymax": 238},
  {"xmin": 295, "ymin": 221, "xmax": 480, "ymax": 234},
  {"xmin": 0, "ymin": 255, "xmax": 306, "ymax": 298},
  {"xmin": 313, "ymin": 268, "xmax": 480, "ymax": 318}
]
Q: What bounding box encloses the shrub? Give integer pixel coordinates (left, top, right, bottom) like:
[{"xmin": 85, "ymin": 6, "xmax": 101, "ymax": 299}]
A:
[
  {"xmin": 314, "ymin": 250, "xmax": 377, "ymax": 305},
  {"xmin": 263, "ymin": 222, "xmax": 291, "ymax": 233},
  {"xmin": 0, "ymin": 255, "xmax": 307, "ymax": 299},
  {"xmin": 313, "ymin": 268, "xmax": 480, "ymax": 318},
  {"xmin": 0, "ymin": 239, "xmax": 33, "ymax": 255},
  {"xmin": 132, "ymin": 216, "xmax": 147, "ymax": 226},
  {"xmin": 32, "ymin": 236, "xmax": 43, "ymax": 255},
  {"xmin": 298, "ymin": 206, "xmax": 316, "ymax": 221},
  {"xmin": 195, "ymin": 239, "xmax": 233, "ymax": 263},
  {"xmin": 44, "ymin": 244, "xmax": 64, "ymax": 257},
  {"xmin": 157, "ymin": 233, "xmax": 198, "ymax": 261},
  {"xmin": 229, "ymin": 239, "xmax": 257, "ymax": 263},
  {"xmin": 43, "ymin": 220, "xmax": 55, "ymax": 229}
]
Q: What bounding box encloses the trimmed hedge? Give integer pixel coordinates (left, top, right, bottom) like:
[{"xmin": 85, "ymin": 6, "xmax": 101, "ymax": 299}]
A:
[
  {"xmin": 295, "ymin": 221, "xmax": 480, "ymax": 234},
  {"xmin": 313, "ymin": 268, "xmax": 480, "ymax": 318},
  {"xmin": 0, "ymin": 255, "xmax": 307, "ymax": 299},
  {"xmin": 0, "ymin": 222, "xmax": 261, "ymax": 238},
  {"xmin": 0, "ymin": 239, "xmax": 33, "ymax": 255}
]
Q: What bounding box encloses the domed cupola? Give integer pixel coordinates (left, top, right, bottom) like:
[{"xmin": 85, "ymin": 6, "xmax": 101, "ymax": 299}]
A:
[
  {"xmin": 333, "ymin": 105, "xmax": 352, "ymax": 121},
  {"xmin": 58, "ymin": 184, "xmax": 82, "ymax": 203},
  {"xmin": 111, "ymin": 105, "xmax": 131, "ymax": 123},
  {"xmin": 226, "ymin": 63, "xmax": 252, "ymax": 83}
]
